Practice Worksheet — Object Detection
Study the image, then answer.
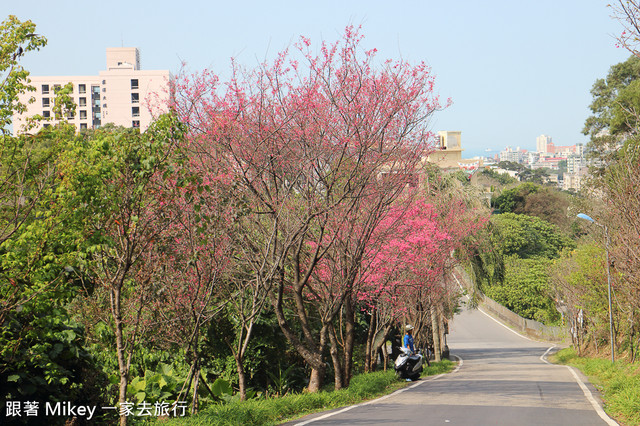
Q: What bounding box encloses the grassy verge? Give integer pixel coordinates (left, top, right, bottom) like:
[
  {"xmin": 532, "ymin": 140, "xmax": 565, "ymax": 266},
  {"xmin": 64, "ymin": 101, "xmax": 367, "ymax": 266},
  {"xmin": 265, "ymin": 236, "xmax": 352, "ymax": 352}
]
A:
[
  {"xmin": 550, "ymin": 348, "xmax": 640, "ymax": 426},
  {"xmin": 163, "ymin": 359, "xmax": 455, "ymax": 426}
]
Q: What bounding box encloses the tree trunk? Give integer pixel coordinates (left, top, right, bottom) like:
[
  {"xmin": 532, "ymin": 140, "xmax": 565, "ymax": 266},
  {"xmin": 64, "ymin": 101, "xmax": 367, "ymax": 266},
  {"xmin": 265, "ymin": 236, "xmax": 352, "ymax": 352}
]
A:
[
  {"xmin": 382, "ymin": 341, "xmax": 389, "ymax": 371},
  {"xmin": 343, "ymin": 297, "xmax": 356, "ymax": 387},
  {"xmin": 371, "ymin": 325, "xmax": 392, "ymax": 372},
  {"xmin": 235, "ymin": 354, "xmax": 247, "ymax": 400},
  {"xmin": 430, "ymin": 307, "xmax": 441, "ymax": 362},
  {"xmin": 308, "ymin": 366, "xmax": 325, "ymax": 392},
  {"xmin": 191, "ymin": 367, "xmax": 199, "ymax": 414},
  {"xmin": 272, "ymin": 277, "xmax": 327, "ymax": 393},
  {"xmin": 111, "ymin": 286, "xmax": 128, "ymax": 426},
  {"xmin": 364, "ymin": 309, "xmax": 376, "ymax": 373},
  {"xmin": 328, "ymin": 324, "xmax": 344, "ymax": 390}
]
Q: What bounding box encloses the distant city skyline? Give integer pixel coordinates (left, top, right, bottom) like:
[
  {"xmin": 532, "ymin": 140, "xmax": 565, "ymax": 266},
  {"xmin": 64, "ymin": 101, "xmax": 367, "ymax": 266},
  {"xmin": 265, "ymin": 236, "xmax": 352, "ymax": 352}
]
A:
[{"xmin": 4, "ymin": 1, "xmax": 630, "ymax": 155}]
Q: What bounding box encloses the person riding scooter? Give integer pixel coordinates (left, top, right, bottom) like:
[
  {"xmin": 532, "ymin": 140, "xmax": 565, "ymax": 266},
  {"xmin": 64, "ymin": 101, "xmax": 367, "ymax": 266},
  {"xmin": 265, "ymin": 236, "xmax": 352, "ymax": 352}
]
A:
[
  {"xmin": 403, "ymin": 324, "xmax": 415, "ymax": 352},
  {"xmin": 395, "ymin": 324, "xmax": 423, "ymax": 381}
]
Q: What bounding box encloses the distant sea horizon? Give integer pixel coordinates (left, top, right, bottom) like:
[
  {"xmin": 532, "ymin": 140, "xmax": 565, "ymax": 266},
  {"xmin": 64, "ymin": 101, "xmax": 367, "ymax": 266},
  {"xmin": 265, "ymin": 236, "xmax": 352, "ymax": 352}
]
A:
[{"xmin": 461, "ymin": 146, "xmax": 535, "ymax": 160}]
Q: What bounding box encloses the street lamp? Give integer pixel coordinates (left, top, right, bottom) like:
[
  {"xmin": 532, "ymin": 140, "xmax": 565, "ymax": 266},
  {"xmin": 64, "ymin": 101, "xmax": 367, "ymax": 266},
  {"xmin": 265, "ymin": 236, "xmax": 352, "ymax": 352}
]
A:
[{"xmin": 577, "ymin": 213, "xmax": 615, "ymax": 363}]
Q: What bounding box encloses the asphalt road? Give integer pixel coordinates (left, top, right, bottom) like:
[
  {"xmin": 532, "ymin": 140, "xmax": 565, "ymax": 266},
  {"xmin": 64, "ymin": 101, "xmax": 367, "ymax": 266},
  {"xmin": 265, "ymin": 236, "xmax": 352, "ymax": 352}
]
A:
[{"xmin": 287, "ymin": 299, "xmax": 617, "ymax": 426}]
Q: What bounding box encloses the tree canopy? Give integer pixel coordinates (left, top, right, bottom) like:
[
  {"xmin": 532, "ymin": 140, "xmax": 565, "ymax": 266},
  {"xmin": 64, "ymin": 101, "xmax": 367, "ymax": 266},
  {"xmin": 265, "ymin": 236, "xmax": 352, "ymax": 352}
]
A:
[
  {"xmin": 492, "ymin": 183, "xmax": 570, "ymax": 229},
  {"xmin": 0, "ymin": 15, "xmax": 46, "ymax": 133},
  {"xmin": 491, "ymin": 212, "xmax": 575, "ymax": 260}
]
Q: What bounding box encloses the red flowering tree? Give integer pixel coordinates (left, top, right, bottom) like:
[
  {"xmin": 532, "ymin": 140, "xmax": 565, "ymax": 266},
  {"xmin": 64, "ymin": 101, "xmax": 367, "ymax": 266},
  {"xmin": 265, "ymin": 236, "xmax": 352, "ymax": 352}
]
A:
[
  {"xmin": 147, "ymin": 158, "xmax": 236, "ymax": 409},
  {"xmin": 172, "ymin": 27, "xmax": 447, "ymax": 391},
  {"xmin": 356, "ymin": 192, "xmax": 486, "ymax": 368}
]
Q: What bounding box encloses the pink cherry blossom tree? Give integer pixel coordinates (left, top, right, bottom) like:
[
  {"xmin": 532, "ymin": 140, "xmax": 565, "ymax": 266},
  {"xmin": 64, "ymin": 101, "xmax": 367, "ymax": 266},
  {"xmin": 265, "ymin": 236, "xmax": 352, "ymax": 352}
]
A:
[{"xmin": 172, "ymin": 26, "xmax": 447, "ymax": 392}]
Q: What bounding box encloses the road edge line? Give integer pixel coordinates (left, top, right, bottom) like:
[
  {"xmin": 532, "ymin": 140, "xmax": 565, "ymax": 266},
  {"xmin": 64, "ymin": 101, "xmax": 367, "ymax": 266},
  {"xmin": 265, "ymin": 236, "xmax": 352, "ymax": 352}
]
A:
[
  {"xmin": 454, "ymin": 273, "xmax": 617, "ymax": 425},
  {"xmin": 293, "ymin": 359, "xmax": 461, "ymax": 425},
  {"xmin": 566, "ymin": 366, "xmax": 618, "ymax": 426},
  {"xmin": 540, "ymin": 346, "xmax": 556, "ymax": 364}
]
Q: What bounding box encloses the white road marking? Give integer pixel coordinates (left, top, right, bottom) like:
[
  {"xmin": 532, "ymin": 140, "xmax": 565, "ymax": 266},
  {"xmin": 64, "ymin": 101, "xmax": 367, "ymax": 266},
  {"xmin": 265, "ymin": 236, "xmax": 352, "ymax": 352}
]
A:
[
  {"xmin": 451, "ymin": 354, "xmax": 463, "ymax": 373},
  {"xmin": 566, "ymin": 366, "xmax": 618, "ymax": 426},
  {"xmin": 454, "ymin": 272, "xmax": 618, "ymax": 425},
  {"xmin": 540, "ymin": 346, "xmax": 556, "ymax": 364},
  {"xmin": 297, "ymin": 275, "xmax": 618, "ymax": 425},
  {"xmin": 293, "ymin": 361, "xmax": 458, "ymax": 425}
]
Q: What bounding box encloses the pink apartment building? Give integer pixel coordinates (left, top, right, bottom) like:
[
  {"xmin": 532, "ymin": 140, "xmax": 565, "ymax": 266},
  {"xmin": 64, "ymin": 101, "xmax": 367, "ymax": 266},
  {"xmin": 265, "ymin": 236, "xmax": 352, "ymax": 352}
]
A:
[{"xmin": 13, "ymin": 47, "xmax": 170, "ymax": 134}]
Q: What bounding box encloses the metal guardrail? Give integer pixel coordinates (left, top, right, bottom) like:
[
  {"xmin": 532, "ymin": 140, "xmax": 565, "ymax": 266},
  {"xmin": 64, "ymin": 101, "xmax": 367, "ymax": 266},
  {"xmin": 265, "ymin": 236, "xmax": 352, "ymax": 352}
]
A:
[{"xmin": 454, "ymin": 266, "xmax": 569, "ymax": 342}]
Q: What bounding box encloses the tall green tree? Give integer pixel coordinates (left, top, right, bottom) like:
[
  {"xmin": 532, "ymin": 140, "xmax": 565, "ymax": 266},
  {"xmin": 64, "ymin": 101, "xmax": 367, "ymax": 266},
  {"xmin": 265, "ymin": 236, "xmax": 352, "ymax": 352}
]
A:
[
  {"xmin": 583, "ymin": 55, "xmax": 640, "ymax": 166},
  {"xmin": 580, "ymin": 8, "xmax": 640, "ymax": 357},
  {"xmin": 0, "ymin": 15, "xmax": 46, "ymax": 134},
  {"xmin": 0, "ymin": 17, "xmax": 106, "ymax": 413},
  {"xmin": 0, "ymin": 124, "xmax": 108, "ymax": 411},
  {"xmin": 56, "ymin": 116, "xmax": 185, "ymax": 425}
]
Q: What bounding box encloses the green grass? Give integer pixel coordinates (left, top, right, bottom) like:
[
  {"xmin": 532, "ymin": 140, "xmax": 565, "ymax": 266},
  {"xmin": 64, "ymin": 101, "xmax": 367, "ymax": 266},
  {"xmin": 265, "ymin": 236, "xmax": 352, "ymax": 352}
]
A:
[
  {"xmin": 162, "ymin": 359, "xmax": 455, "ymax": 425},
  {"xmin": 551, "ymin": 348, "xmax": 640, "ymax": 426}
]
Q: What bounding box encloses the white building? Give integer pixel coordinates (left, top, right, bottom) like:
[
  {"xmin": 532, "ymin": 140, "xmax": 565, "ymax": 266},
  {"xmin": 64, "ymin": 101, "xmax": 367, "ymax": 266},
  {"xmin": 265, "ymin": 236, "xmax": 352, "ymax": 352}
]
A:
[
  {"xmin": 499, "ymin": 146, "xmax": 525, "ymax": 163},
  {"xmin": 13, "ymin": 48, "xmax": 170, "ymax": 134},
  {"xmin": 567, "ymin": 155, "xmax": 587, "ymax": 174},
  {"xmin": 563, "ymin": 169, "xmax": 587, "ymax": 192},
  {"xmin": 536, "ymin": 134, "xmax": 552, "ymax": 154},
  {"xmin": 425, "ymin": 131, "xmax": 464, "ymax": 168}
]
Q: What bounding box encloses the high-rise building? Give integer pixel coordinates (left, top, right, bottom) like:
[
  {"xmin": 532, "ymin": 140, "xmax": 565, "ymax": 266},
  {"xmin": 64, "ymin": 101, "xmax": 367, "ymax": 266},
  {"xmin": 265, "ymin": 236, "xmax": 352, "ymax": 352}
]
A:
[
  {"xmin": 536, "ymin": 134, "xmax": 552, "ymax": 154},
  {"xmin": 13, "ymin": 48, "xmax": 170, "ymax": 134}
]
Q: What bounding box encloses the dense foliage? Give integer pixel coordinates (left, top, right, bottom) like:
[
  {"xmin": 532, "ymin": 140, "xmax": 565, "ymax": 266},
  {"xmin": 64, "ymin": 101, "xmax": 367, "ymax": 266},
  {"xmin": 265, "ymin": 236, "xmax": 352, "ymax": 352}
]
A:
[
  {"xmin": 1, "ymin": 19, "xmax": 485, "ymax": 425},
  {"xmin": 549, "ymin": 1, "xmax": 640, "ymax": 362},
  {"xmin": 470, "ymin": 211, "xmax": 573, "ymax": 324},
  {"xmin": 492, "ymin": 183, "xmax": 570, "ymax": 230}
]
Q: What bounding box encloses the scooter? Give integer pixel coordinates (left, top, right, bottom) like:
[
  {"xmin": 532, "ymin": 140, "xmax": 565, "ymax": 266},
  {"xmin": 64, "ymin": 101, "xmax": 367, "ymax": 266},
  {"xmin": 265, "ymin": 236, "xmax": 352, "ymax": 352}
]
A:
[{"xmin": 394, "ymin": 346, "xmax": 424, "ymax": 381}]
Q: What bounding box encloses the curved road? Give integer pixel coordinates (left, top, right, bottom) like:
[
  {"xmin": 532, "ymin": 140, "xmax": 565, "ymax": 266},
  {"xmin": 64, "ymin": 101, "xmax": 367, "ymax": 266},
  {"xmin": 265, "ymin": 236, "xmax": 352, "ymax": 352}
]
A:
[{"xmin": 287, "ymin": 299, "xmax": 617, "ymax": 425}]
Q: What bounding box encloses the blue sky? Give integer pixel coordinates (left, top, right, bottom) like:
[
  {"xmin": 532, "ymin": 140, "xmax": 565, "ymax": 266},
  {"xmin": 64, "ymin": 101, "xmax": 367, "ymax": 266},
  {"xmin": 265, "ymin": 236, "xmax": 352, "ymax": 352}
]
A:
[{"xmin": 5, "ymin": 1, "xmax": 629, "ymax": 157}]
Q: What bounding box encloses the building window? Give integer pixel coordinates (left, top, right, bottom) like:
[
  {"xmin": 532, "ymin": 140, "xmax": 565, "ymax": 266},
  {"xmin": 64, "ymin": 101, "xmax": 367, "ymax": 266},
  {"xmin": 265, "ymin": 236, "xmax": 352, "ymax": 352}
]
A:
[
  {"xmin": 67, "ymin": 111, "xmax": 75, "ymax": 119},
  {"xmin": 132, "ymin": 106, "xmax": 140, "ymax": 117},
  {"xmin": 42, "ymin": 84, "xmax": 49, "ymax": 94},
  {"xmin": 78, "ymin": 84, "xmax": 86, "ymax": 94},
  {"xmin": 79, "ymin": 97, "xmax": 87, "ymax": 107},
  {"xmin": 102, "ymin": 80, "xmax": 106, "ymax": 84},
  {"xmin": 42, "ymin": 98, "xmax": 50, "ymax": 107},
  {"xmin": 43, "ymin": 111, "xmax": 50, "ymax": 118},
  {"xmin": 131, "ymin": 93, "xmax": 139, "ymax": 104},
  {"xmin": 79, "ymin": 110, "xmax": 87, "ymax": 119},
  {"xmin": 102, "ymin": 87, "xmax": 106, "ymax": 93},
  {"xmin": 131, "ymin": 79, "xmax": 139, "ymax": 89},
  {"xmin": 53, "ymin": 84, "xmax": 61, "ymax": 92},
  {"xmin": 80, "ymin": 123, "xmax": 87, "ymax": 129},
  {"xmin": 132, "ymin": 120, "xmax": 140, "ymax": 128}
]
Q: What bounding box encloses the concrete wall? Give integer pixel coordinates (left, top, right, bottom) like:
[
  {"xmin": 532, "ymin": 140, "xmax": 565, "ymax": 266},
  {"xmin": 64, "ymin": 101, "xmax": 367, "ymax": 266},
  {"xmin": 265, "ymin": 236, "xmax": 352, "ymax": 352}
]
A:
[{"xmin": 454, "ymin": 266, "xmax": 569, "ymax": 342}]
